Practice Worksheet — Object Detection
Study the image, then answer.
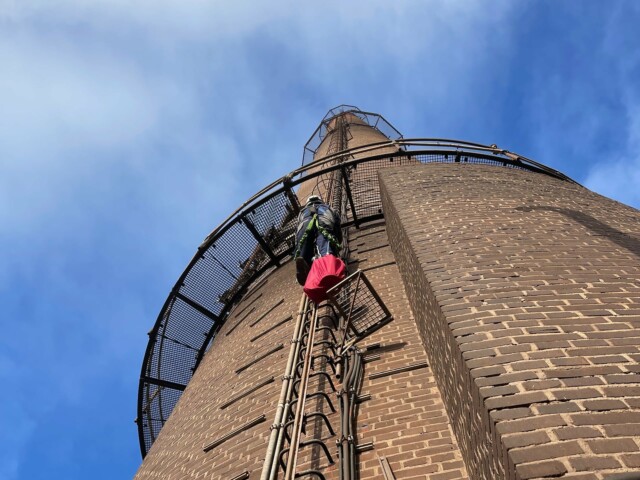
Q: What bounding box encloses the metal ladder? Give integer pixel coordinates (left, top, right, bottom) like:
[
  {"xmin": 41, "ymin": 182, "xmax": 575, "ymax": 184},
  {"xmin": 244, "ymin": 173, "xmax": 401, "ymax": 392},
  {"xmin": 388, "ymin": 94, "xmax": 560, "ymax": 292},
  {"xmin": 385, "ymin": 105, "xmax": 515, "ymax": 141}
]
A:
[
  {"xmin": 279, "ymin": 301, "xmax": 338, "ymax": 480},
  {"xmin": 261, "ymin": 297, "xmax": 339, "ymax": 480}
]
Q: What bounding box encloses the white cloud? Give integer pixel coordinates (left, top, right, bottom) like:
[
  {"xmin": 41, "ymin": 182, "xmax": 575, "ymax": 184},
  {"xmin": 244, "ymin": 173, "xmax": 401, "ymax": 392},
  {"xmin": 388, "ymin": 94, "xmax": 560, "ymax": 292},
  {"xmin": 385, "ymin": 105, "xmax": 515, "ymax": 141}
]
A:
[
  {"xmin": 0, "ymin": 0, "xmax": 519, "ymax": 242},
  {"xmin": 0, "ymin": 33, "xmax": 169, "ymax": 230},
  {"xmin": 582, "ymin": 3, "xmax": 640, "ymax": 209},
  {"xmin": 0, "ymin": 397, "xmax": 35, "ymax": 480},
  {"xmin": 0, "ymin": 35, "xmax": 160, "ymax": 148},
  {"xmin": 584, "ymin": 105, "xmax": 640, "ymax": 208},
  {"xmin": 0, "ymin": 0, "xmax": 295, "ymax": 41}
]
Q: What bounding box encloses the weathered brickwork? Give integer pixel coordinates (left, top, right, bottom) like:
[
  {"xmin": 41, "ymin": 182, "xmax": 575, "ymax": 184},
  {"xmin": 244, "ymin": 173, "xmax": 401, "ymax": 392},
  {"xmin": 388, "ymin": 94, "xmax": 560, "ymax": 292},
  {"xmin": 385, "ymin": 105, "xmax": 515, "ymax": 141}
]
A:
[
  {"xmin": 334, "ymin": 118, "xmax": 468, "ymax": 479},
  {"xmin": 348, "ymin": 220, "xmax": 468, "ymax": 480},
  {"xmin": 380, "ymin": 163, "xmax": 640, "ymax": 480}
]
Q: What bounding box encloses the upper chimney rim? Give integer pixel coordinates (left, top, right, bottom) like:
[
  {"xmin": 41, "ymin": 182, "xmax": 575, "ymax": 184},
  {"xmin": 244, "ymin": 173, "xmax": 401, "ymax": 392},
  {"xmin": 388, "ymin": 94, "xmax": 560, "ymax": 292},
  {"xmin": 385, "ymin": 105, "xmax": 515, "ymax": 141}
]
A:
[{"xmin": 302, "ymin": 105, "xmax": 403, "ymax": 165}]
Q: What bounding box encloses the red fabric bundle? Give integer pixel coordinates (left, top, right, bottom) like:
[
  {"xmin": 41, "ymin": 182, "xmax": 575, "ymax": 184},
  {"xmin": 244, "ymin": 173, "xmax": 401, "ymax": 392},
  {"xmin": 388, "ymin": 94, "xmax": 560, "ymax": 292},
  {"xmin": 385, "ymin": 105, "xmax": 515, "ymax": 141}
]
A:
[{"xmin": 303, "ymin": 254, "xmax": 346, "ymax": 303}]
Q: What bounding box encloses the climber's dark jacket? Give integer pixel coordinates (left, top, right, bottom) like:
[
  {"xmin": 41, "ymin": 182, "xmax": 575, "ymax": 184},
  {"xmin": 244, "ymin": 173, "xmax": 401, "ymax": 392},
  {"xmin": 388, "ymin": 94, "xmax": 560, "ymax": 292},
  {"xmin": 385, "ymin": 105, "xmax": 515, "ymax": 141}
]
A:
[{"xmin": 294, "ymin": 201, "xmax": 342, "ymax": 262}]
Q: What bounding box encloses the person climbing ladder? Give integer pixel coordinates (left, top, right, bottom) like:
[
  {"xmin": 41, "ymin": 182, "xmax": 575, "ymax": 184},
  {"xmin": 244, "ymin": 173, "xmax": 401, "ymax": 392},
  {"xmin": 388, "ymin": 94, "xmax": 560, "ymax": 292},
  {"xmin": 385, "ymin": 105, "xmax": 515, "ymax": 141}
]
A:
[{"xmin": 293, "ymin": 195, "xmax": 342, "ymax": 286}]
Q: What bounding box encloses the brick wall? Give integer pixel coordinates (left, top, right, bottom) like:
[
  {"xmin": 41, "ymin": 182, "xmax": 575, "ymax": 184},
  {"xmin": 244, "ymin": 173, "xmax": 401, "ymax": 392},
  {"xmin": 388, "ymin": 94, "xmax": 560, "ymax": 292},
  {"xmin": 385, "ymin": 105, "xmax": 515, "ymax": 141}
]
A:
[
  {"xmin": 347, "ymin": 220, "xmax": 468, "ymax": 480},
  {"xmin": 134, "ymin": 220, "xmax": 469, "ymax": 480},
  {"xmin": 380, "ymin": 163, "xmax": 640, "ymax": 480}
]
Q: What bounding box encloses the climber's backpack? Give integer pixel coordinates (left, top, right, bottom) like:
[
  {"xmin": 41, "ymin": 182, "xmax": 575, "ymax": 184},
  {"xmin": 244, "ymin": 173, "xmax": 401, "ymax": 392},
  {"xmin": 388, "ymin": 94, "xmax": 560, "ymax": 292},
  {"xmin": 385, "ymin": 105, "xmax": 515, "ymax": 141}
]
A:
[{"xmin": 303, "ymin": 254, "xmax": 346, "ymax": 304}]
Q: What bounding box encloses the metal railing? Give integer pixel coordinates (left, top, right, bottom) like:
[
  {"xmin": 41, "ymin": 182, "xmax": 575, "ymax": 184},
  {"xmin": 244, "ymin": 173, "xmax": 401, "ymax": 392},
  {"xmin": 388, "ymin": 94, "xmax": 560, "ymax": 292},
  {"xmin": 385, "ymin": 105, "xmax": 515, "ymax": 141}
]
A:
[
  {"xmin": 302, "ymin": 105, "xmax": 403, "ymax": 166},
  {"xmin": 327, "ymin": 270, "xmax": 393, "ymax": 350},
  {"xmin": 136, "ymin": 138, "xmax": 576, "ymax": 457}
]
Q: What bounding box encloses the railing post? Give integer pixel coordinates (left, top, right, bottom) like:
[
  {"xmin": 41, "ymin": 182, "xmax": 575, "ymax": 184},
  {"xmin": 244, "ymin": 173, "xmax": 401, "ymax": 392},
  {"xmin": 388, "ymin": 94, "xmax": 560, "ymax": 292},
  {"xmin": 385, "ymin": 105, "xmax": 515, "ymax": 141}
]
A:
[
  {"xmin": 341, "ymin": 165, "xmax": 359, "ymax": 228},
  {"xmin": 174, "ymin": 292, "xmax": 218, "ymax": 322},
  {"xmin": 241, "ymin": 215, "xmax": 280, "ymax": 266},
  {"xmin": 282, "ymin": 175, "xmax": 301, "ymax": 214}
]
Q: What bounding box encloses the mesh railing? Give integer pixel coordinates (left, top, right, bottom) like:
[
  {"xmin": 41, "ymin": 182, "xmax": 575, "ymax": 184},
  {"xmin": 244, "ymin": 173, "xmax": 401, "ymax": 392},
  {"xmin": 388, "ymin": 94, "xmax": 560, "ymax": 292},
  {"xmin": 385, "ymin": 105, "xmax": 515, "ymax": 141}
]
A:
[
  {"xmin": 302, "ymin": 106, "xmax": 403, "ymax": 166},
  {"xmin": 137, "ymin": 138, "xmax": 576, "ymax": 457},
  {"xmin": 327, "ymin": 270, "xmax": 393, "ymax": 347}
]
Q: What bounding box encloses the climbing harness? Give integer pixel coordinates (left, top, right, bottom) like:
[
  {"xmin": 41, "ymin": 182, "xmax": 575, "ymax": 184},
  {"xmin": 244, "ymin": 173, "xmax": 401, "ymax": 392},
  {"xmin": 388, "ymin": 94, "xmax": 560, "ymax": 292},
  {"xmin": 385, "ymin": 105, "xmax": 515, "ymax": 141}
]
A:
[{"xmin": 293, "ymin": 212, "xmax": 342, "ymax": 260}]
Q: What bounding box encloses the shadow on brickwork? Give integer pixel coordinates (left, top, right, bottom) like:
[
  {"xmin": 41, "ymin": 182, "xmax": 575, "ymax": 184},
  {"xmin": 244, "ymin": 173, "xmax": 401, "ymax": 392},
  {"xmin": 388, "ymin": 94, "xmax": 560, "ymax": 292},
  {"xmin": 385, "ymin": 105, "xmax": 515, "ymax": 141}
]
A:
[{"xmin": 516, "ymin": 206, "xmax": 640, "ymax": 258}]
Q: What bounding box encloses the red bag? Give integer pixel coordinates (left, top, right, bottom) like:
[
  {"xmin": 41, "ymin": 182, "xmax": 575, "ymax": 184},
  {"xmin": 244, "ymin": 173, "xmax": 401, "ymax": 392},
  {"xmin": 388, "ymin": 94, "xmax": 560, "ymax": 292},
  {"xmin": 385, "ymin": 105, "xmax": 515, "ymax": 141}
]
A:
[{"xmin": 303, "ymin": 255, "xmax": 346, "ymax": 304}]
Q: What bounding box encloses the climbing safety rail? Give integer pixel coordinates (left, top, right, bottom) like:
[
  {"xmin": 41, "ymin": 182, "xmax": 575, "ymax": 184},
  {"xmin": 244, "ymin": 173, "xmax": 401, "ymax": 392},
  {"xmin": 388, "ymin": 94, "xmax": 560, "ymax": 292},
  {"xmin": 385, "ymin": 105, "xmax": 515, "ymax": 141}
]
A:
[{"xmin": 136, "ymin": 131, "xmax": 577, "ymax": 457}]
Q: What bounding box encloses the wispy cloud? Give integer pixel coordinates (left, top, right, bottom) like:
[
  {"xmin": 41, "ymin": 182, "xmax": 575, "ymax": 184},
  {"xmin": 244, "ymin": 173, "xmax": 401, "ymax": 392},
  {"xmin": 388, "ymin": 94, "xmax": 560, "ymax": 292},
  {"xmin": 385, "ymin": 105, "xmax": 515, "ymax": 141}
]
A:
[
  {"xmin": 583, "ymin": 2, "xmax": 640, "ymax": 208},
  {"xmin": 584, "ymin": 104, "xmax": 640, "ymax": 208},
  {"xmin": 508, "ymin": 2, "xmax": 640, "ymax": 209}
]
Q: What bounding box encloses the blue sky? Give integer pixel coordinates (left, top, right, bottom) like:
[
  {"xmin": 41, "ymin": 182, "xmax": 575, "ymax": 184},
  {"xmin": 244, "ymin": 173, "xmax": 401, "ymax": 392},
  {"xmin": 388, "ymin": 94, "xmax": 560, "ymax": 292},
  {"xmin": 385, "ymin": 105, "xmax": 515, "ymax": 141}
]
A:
[{"xmin": 1, "ymin": 1, "xmax": 639, "ymax": 478}]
